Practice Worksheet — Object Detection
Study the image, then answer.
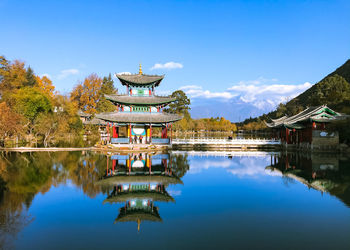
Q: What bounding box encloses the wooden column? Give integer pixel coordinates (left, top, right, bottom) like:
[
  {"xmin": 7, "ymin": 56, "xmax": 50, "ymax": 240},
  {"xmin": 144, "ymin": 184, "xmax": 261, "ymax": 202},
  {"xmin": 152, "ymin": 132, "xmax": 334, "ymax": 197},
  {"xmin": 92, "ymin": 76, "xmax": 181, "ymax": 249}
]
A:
[
  {"xmin": 170, "ymin": 123, "xmax": 173, "ymax": 143},
  {"xmin": 106, "ymin": 155, "xmax": 109, "ymax": 175},
  {"xmin": 150, "ymin": 124, "xmax": 152, "ymax": 144},
  {"xmin": 106, "ymin": 123, "xmax": 110, "ymax": 143},
  {"xmin": 286, "ymin": 128, "xmax": 289, "ymax": 144},
  {"xmin": 112, "ymin": 159, "xmax": 116, "ymax": 172},
  {"xmin": 128, "ymin": 124, "xmax": 132, "ymax": 143},
  {"xmin": 112, "ymin": 125, "xmax": 119, "ymax": 138}
]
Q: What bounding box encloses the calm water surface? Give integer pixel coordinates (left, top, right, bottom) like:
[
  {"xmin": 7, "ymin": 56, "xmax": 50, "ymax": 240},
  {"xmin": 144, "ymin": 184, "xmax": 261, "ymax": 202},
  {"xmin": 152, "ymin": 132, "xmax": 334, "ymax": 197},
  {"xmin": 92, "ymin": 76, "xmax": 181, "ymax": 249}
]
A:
[{"xmin": 0, "ymin": 150, "xmax": 349, "ymax": 249}]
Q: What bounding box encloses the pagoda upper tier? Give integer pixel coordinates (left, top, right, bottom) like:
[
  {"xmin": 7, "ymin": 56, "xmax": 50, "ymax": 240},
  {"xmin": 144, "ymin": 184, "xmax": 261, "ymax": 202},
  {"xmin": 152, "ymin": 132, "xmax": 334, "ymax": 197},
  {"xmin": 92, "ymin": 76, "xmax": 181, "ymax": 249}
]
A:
[{"xmin": 116, "ymin": 73, "xmax": 164, "ymax": 87}]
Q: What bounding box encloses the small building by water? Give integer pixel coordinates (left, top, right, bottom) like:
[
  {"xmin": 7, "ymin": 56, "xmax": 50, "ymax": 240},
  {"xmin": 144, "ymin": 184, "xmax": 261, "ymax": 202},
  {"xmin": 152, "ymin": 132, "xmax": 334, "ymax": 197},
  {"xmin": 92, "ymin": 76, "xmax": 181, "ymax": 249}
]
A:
[{"xmin": 265, "ymin": 105, "xmax": 346, "ymax": 150}]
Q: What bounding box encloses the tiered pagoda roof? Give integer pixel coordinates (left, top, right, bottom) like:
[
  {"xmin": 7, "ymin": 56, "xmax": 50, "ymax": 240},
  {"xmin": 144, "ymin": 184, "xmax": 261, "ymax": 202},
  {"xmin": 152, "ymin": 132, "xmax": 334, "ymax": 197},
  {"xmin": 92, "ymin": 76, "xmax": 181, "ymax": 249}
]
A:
[
  {"xmin": 265, "ymin": 105, "xmax": 346, "ymax": 129},
  {"xmin": 115, "ymin": 207, "xmax": 162, "ymax": 224},
  {"xmin": 103, "ymin": 190, "xmax": 175, "ymax": 204},
  {"xmin": 105, "ymin": 94, "xmax": 175, "ymax": 105},
  {"xmin": 97, "ymin": 174, "xmax": 183, "ymax": 186},
  {"xmin": 116, "ymin": 73, "xmax": 164, "ymax": 87},
  {"xmin": 96, "ymin": 112, "xmax": 182, "ymax": 124}
]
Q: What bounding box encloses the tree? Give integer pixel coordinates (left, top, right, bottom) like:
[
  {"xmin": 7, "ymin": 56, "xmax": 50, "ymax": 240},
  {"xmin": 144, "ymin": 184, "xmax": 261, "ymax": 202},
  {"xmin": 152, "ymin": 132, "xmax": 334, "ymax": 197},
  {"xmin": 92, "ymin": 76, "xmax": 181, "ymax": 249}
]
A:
[
  {"xmin": 70, "ymin": 74, "xmax": 103, "ymax": 114},
  {"xmin": 34, "ymin": 113, "xmax": 58, "ymax": 147},
  {"xmin": 164, "ymin": 90, "xmax": 191, "ymax": 116},
  {"xmin": 23, "ymin": 66, "xmax": 37, "ymax": 87},
  {"xmin": 36, "ymin": 75, "xmax": 55, "ymax": 98},
  {"xmin": 11, "ymin": 87, "xmax": 52, "ymax": 123},
  {"xmin": 96, "ymin": 74, "xmax": 117, "ymax": 113},
  {"xmin": 0, "ymin": 58, "xmax": 27, "ymax": 95},
  {"xmin": 0, "ymin": 102, "xmax": 24, "ymax": 144}
]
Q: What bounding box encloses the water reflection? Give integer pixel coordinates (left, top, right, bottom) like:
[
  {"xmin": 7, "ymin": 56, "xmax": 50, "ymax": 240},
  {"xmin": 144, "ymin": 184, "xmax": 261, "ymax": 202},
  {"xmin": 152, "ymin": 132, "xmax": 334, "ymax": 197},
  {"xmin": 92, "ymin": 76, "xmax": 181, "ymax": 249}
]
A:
[
  {"xmin": 266, "ymin": 152, "xmax": 350, "ymax": 207},
  {"xmin": 0, "ymin": 150, "xmax": 349, "ymax": 249},
  {"xmin": 98, "ymin": 152, "xmax": 184, "ymax": 230}
]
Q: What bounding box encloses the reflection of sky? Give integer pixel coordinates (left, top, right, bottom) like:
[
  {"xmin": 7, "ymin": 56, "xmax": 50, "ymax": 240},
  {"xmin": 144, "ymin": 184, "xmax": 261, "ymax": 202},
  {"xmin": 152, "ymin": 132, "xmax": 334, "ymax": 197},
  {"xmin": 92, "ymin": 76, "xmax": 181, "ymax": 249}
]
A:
[
  {"xmin": 188, "ymin": 155, "xmax": 282, "ymax": 178},
  {"xmin": 14, "ymin": 154, "xmax": 350, "ymax": 250}
]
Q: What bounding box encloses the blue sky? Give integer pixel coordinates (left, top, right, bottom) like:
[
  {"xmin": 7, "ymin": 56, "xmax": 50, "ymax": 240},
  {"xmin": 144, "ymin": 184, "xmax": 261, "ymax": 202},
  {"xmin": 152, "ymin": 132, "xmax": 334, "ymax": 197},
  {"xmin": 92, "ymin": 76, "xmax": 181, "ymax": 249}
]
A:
[{"xmin": 1, "ymin": 0, "xmax": 350, "ymax": 120}]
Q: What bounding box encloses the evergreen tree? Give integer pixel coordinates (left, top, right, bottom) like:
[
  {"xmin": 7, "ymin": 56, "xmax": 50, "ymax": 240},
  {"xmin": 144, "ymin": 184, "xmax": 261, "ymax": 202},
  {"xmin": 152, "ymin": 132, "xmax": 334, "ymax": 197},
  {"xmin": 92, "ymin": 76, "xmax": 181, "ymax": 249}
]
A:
[
  {"xmin": 164, "ymin": 90, "xmax": 191, "ymax": 116},
  {"xmin": 24, "ymin": 66, "xmax": 38, "ymax": 87},
  {"xmin": 96, "ymin": 73, "xmax": 117, "ymax": 113}
]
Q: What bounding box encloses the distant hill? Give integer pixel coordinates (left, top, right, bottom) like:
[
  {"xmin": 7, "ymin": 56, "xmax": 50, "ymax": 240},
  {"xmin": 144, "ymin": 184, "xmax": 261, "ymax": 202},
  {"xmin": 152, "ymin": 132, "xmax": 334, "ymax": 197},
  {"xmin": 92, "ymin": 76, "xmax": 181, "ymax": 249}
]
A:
[{"xmin": 241, "ymin": 59, "xmax": 350, "ymax": 125}]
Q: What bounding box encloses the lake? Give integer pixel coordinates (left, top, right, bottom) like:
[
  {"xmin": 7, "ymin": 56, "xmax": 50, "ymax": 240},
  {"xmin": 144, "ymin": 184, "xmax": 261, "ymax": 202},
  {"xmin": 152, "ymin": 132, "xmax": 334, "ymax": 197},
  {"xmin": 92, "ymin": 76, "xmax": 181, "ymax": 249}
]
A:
[{"xmin": 0, "ymin": 150, "xmax": 349, "ymax": 249}]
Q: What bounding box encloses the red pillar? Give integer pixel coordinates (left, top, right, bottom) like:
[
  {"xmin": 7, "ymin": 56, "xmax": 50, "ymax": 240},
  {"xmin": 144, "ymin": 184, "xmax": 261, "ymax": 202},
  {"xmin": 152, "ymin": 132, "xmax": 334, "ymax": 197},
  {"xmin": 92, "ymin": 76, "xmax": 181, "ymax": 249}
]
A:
[
  {"xmin": 112, "ymin": 159, "xmax": 116, "ymax": 172},
  {"xmin": 170, "ymin": 123, "xmax": 173, "ymax": 143},
  {"xmin": 106, "ymin": 156, "xmax": 109, "ymax": 175},
  {"xmin": 286, "ymin": 128, "xmax": 290, "ymax": 144},
  {"xmin": 112, "ymin": 125, "xmax": 119, "ymax": 138},
  {"xmin": 165, "ymin": 124, "xmax": 168, "ymax": 139}
]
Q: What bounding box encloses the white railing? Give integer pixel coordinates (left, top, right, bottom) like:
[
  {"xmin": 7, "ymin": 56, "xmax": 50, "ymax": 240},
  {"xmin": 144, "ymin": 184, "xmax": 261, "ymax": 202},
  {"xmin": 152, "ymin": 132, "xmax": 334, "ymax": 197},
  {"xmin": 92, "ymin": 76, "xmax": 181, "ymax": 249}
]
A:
[{"xmin": 172, "ymin": 138, "xmax": 280, "ymax": 145}]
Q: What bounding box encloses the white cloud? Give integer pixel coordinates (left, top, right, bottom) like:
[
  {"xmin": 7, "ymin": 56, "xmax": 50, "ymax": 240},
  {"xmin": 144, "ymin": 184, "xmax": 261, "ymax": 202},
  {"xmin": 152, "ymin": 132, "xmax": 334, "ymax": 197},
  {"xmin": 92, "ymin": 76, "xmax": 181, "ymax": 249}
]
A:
[
  {"xmin": 180, "ymin": 85, "xmax": 236, "ymax": 100},
  {"xmin": 156, "ymin": 90, "xmax": 172, "ymax": 96},
  {"xmin": 57, "ymin": 69, "xmax": 79, "ymax": 79},
  {"xmin": 116, "ymin": 72, "xmax": 131, "ymax": 76},
  {"xmin": 188, "ymin": 156, "xmax": 280, "ymax": 178},
  {"xmin": 228, "ymin": 81, "xmax": 312, "ymax": 104},
  {"xmin": 167, "ymin": 190, "xmax": 182, "ymax": 196},
  {"xmin": 150, "ymin": 62, "xmax": 183, "ymax": 70},
  {"xmin": 178, "ymin": 77, "xmax": 313, "ymax": 111}
]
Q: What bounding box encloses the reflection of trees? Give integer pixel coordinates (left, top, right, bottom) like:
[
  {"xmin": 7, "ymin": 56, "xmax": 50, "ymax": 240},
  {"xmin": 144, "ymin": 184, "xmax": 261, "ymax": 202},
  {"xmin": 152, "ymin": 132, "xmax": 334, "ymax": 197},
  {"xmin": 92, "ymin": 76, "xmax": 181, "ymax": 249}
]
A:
[
  {"xmin": 170, "ymin": 153, "xmax": 190, "ymax": 178},
  {"xmin": 0, "ymin": 151, "xmax": 190, "ymax": 246},
  {"xmin": 0, "ymin": 151, "xmax": 108, "ymax": 248}
]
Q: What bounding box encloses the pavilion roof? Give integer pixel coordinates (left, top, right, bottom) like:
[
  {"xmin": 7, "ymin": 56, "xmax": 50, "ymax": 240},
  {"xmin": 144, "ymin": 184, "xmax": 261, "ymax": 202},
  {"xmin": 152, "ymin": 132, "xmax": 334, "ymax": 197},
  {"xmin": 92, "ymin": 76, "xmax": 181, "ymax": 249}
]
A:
[
  {"xmin": 77, "ymin": 110, "xmax": 91, "ymax": 117},
  {"xmin": 115, "ymin": 207, "xmax": 162, "ymax": 223},
  {"xmin": 116, "ymin": 73, "xmax": 164, "ymax": 87},
  {"xmin": 96, "ymin": 174, "xmax": 183, "ymax": 186},
  {"xmin": 105, "ymin": 94, "xmax": 175, "ymax": 105},
  {"xmin": 83, "ymin": 117, "xmax": 107, "ymax": 125},
  {"xmin": 265, "ymin": 105, "xmax": 346, "ymax": 129},
  {"xmin": 103, "ymin": 190, "xmax": 174, "ymax": 204},
  {"xmin": 96, "ymin": 112, "xmax": 182, "ymax": 124}
]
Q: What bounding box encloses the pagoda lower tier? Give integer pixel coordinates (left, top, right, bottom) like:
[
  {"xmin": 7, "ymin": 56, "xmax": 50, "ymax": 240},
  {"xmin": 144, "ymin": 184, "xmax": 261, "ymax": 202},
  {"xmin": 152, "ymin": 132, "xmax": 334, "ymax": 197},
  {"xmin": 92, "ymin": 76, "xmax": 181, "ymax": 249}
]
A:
[{"xmin": 95, "ymin": 112, "xmax": 182, "ymax": 145}]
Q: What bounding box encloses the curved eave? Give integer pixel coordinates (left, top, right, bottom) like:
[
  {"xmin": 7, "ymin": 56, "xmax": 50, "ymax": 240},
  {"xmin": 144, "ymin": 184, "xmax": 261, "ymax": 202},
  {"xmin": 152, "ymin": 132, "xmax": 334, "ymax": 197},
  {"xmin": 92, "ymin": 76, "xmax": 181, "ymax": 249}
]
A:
[
  {"xmin": 105, "ymin": 94, "xmax": 176, "ymax": 106},
  {"xmin": 103, "ymin": 191, "xmax": 174, "ymax": 204},
  {"xmin": 115, "ymin": 209, "xmax": 162, "ymax": 223},
  {"xmin": 96, "ymin": 112, "xmax": 183, "ymax": 124},
  {"xmin": 116, "ymin": 74, "xmax": 164, "ymax": 87},
  {"xmin": 96, "ymin": 175, "xmax": 183, "ymax": 186}
]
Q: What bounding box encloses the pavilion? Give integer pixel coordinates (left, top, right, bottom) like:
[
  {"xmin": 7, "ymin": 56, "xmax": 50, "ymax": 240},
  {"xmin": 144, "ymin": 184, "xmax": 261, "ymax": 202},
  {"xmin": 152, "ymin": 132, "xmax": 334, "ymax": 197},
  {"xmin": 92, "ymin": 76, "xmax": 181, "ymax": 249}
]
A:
[
  {"xmin": 99, "ymin": 152, "xmax": 180, "ymax": 231},
  {"xmin": 265, "ymin": 105, "xmax": 346, "ymax": 150},
  {"xmin": 95, "ymin": 65, "xmax": 182, "ymax": 145}
]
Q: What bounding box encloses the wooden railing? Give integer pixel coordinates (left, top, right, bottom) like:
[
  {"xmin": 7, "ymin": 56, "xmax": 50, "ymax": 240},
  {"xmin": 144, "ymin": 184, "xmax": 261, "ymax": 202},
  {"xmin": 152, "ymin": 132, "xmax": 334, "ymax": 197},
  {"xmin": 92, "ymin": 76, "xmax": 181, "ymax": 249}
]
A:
[{"xmin": 172, "ymin": 138, "xmax": 280, "ymax": 145}]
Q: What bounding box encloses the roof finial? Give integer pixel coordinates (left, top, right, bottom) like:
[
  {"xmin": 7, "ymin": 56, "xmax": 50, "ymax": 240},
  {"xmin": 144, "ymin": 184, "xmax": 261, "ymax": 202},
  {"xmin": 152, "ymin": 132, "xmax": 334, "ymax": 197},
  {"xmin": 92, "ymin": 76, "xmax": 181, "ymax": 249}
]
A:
[
  {"xmin": 137, "ymin": 218, "xmax": 141, "ymax": 232},
  {"xmin": 139, "ymin": 63, "xmax": 142, "ymax": 75}
]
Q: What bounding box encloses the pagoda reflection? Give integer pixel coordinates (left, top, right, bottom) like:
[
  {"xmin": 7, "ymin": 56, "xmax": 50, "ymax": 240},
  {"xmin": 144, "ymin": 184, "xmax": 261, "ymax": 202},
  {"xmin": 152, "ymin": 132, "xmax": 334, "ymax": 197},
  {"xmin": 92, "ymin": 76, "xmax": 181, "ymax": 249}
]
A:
[
  {"xmin": 266, "ymin": 152, "xmax": 350, "ymax": 207},
  {"xmin": 98, "ymin": 152, "xmax": 182, "ymax": 231}
]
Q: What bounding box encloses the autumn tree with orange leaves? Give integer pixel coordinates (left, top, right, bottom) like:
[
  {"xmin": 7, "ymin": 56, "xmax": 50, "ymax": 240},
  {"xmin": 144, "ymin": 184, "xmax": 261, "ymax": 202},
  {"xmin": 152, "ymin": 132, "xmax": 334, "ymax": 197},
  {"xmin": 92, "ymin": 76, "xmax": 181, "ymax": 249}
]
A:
[
  {"xmin": 0, "ymin": 102, "xmax": 24, "ymax": 145},
  {"xmin": 70, "ymin": 74, "xmax": 103, "ymax": 114}
]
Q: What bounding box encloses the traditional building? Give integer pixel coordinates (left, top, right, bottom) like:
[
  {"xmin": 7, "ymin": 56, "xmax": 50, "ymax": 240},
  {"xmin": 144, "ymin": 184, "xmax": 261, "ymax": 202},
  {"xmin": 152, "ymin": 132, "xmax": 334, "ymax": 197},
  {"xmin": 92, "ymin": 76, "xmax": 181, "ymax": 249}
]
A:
[
  {"xmin": 98, "ymin": 153, "xmax": 181, "ymax": 231},
  {"xmin": 265, "ymin": 105, "xmax": 346, "ymax": 150},
  {"xmin": 95, "ymin": 65, "xmax": 182, "ymax": 145}
]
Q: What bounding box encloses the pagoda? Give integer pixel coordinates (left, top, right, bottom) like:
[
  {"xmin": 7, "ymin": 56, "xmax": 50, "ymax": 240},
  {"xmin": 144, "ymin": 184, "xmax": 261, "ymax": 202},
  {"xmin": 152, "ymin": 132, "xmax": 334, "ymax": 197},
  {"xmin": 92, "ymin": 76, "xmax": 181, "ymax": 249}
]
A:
[
  {"xmin": 98, "ymin": 152, "xmax": 180, "ymax": 231},
  {"xmin": 96, "ymin": 65, "xmax": 182, "ymax": 145}
]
